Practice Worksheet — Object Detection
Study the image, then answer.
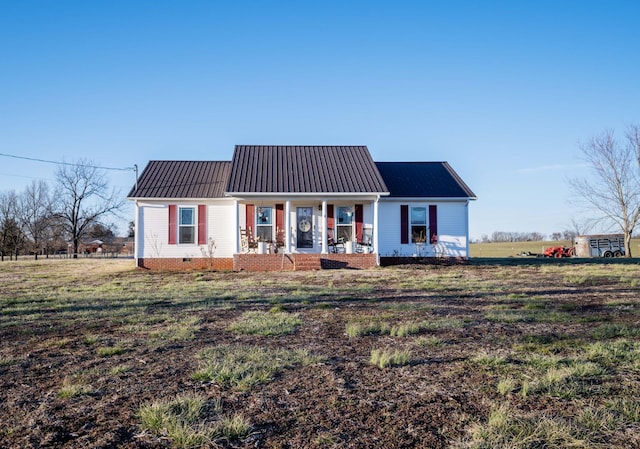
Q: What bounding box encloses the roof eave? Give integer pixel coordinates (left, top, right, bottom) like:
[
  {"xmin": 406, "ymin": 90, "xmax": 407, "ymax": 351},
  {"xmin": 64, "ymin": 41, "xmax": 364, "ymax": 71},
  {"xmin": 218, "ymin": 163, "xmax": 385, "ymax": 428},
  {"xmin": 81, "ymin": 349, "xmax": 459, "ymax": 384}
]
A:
[
  {"xmin": 224, "ymin": 192, "xmax": 390, "ymax": 197},
  {"xmin": 380, "ymin": 196, "xmax": 476, "ymax": 201}
]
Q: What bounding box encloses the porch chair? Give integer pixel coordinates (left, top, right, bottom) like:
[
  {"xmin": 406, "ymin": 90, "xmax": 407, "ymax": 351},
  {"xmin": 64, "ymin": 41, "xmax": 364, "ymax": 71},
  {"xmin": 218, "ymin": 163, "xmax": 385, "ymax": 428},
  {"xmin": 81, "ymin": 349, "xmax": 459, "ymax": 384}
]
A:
[
  {"xmin": 356, "ymin": 225, "xmax": 373, "ymax": 253},
  {"xmin": 240, "ymin": 227, "xmax": 258, "ymax": 253},
  {"xmin": 327, "ymin": 227, "xmax": 345, "ymax": 253}
]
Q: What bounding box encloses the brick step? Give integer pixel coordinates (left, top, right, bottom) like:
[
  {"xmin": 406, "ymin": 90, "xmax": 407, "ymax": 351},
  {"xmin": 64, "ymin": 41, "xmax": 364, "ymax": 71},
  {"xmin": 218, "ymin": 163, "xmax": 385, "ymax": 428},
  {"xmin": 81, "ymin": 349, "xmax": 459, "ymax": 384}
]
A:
[{"xmin": 293, "ymin": 256, "xmax": 322, "ymax": 270}]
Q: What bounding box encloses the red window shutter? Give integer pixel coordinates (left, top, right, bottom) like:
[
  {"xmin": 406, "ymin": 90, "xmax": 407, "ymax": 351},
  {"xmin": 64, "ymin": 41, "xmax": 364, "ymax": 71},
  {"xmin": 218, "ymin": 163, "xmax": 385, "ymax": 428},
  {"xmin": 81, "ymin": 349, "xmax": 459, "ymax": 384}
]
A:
[
  {"xmin": 198, "ymin": 205, "xmax": 207, "ymax": 245},
  {"xmin": 245, "ymin": 204, "xmax": 254, "ymax": 236},
  {"xmin": 355, "ymin": 204, "xmax": 363, "ymax": 242},
  {"xmin": 275, "ymin": 204, "xmax": 284, "ymax": 231},
  {"xmin": 429, "ymin": 205, "xmax": 438, "ymax": 243},
  {"xmin": 327, "ymin": 205, "xmax": 334, "ymax": 229},
  {"xmin": 168, "ymin": 205, "xmax": 177, "ymax": 245},
  {"xmin": 400, "ymin": 205, "xmax": 409, "ymax": 244}
]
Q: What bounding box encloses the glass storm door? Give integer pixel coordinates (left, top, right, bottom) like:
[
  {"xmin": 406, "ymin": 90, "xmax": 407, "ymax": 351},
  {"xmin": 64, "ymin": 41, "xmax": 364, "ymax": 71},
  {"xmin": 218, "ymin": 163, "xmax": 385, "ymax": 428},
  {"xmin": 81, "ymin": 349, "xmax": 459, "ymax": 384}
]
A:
[{"xmin": 296, "ymin": 207, "xmax": 313, "ymax": 249}]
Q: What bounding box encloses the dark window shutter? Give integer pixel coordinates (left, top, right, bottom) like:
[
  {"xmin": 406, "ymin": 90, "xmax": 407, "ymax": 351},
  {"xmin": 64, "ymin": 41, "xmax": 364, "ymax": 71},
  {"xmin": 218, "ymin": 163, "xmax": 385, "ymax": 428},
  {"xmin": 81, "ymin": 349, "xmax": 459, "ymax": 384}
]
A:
[
  {"xmin": 275, "ymin": 204, "xmax": 284, "ymax": 231},
  {"xmin": 400, "ymin": 205, "xmax": 409, "ymax": 244},
  {"xmin": 327, "ymin": 205, "xmax": 334, "ymax": 229},
  {"xmin": 245, "ymin": 204, "xmax": 254, "ymax": 236},
  {"xmin": 275, "ymin": 204, "xmax": 284, "ymax": 243},
  {"xmin": 429, "ymin": 205, "xmax": 438, "ymax": 243},
  {"xmin": 198, "ymin": 205, "xmax": 207, "ymax": 245},
  {"xmin": 168, "ymin": 205, "xmax": 177, "ymax": 245},
  {"xmin": 355, "ymin": 204, "xmax": 363, "ymax": 242}
]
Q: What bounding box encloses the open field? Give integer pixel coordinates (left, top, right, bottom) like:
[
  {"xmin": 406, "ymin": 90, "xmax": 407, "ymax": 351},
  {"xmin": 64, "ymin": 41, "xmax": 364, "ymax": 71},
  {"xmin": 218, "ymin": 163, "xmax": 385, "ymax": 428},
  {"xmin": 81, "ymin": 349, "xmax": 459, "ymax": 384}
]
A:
[
  {"xmin": 470, "ymin": 238, "xmax": 640, "ymax": 258},
  {"xmin": 1, "ymin": 259, "xmax": 640, "ymax": 448}
]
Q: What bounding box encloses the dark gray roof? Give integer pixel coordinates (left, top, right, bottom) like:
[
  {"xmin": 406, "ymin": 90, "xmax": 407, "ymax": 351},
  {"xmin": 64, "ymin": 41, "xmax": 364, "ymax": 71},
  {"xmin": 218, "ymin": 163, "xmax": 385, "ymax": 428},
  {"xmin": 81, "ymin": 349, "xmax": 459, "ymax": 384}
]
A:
[
  {"xmin": 226, "ymin": 145, "xmax": 389, "ymax": 194},
  {"xmin": 375, "ymin": 162, "xmax": 476, "ymax": 198},
  {"xmin": 128, "ymin": 161, "xmax": 231, "ymax": 198}
]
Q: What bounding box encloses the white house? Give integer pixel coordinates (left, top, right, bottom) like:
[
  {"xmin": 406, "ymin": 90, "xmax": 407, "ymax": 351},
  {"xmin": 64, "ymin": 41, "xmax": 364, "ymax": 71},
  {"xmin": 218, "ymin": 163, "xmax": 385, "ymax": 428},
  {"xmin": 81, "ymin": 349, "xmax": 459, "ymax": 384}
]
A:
[{"xmin": 127, "ymin": 145, "xmax": 476, "ymax": 271}]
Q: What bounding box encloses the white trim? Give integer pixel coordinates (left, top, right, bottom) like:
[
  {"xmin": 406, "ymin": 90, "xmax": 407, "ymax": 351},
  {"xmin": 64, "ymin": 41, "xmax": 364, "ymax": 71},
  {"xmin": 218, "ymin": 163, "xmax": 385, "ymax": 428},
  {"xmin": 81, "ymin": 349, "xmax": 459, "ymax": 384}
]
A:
[
  {"xmin": 234, "ymin": 200, "xmax": 240, "ymax": 254},
  {"xmin": 321, "ymin": 200, "xmax": 328, "ymax": 254},
  {"xmin": 285, "ymin": 201, "xmax": 291, "ymax": 253},
  {"xmin": 134, "ymin": 200, "xmax": 140, "ymax": 264},
  {"xmin": 127, "ymin": 197, "xmax": 233, "ymax": 202},
  {"xmin": 465, "ymin": 200, "xmax": 470, "ymax": 257},
  {"xmin": 224, "ymin": 192, "xmax": 389, "ymax": 199},
  {"xmin": 380, "ymin": 196, "xmax": 477, "ymax": 203},
  {"xmin": 373, "ymin": 197, "xmax": 379, "ymax": 262}
]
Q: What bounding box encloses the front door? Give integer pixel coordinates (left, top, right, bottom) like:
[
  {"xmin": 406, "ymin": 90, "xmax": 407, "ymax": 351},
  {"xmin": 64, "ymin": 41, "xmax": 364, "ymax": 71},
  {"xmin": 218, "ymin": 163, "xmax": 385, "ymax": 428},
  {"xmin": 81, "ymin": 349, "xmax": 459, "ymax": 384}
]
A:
[{"xmin": 296, "ymin": 207, "xmax": 313, "ymax": 249}]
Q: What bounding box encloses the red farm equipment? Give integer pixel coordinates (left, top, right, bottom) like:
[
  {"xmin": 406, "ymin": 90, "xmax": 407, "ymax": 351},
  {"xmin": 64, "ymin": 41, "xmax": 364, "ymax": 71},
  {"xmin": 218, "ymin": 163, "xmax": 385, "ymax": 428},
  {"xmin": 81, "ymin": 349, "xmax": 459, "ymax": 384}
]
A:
[{"xmin": 543, "ymin": 246, "xmax": 575, "ymax": 258}]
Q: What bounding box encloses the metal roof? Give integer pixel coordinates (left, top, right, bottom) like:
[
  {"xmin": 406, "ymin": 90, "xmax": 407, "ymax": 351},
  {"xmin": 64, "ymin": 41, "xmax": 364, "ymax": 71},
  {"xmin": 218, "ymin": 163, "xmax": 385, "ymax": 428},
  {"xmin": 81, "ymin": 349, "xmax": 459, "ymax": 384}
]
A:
[
  {"xmin": 375, "ymin": 162, "xmax": 476, "ymax": 199},
  {"xmin": 127, "ymin": 161, "xmax": 231, "ymax": 198},
  {"xmin": 225, "ymin": 145, "xmax": 389, "ymax": 194}
]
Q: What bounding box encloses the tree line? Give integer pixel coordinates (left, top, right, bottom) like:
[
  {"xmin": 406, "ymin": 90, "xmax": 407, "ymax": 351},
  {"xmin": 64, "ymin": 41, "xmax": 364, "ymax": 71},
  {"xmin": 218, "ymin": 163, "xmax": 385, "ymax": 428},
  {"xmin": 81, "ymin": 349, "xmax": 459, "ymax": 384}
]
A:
[
  {"xmin": 477, "ymin": 230, "xmax": 578, "ymax": 243},
  {"xmin": 0, "ymin": 159, "xmax": 126, "ymax": 260}
]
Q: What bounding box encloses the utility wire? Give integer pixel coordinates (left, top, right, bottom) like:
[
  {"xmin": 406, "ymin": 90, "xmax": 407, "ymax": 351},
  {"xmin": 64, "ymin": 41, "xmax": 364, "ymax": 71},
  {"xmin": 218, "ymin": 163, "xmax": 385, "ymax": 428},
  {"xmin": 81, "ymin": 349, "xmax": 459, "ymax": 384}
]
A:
[{"xmin": 0, "ymin": 152, "xmax": 135, "ymax": 171}]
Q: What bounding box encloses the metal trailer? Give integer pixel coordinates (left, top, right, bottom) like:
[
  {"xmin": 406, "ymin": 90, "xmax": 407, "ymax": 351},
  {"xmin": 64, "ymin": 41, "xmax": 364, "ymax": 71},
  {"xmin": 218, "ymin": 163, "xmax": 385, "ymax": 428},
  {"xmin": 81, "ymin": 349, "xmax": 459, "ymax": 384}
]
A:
[{"xmin": 574, "ymin": 234, "xmax": 625, "ymax": 258}]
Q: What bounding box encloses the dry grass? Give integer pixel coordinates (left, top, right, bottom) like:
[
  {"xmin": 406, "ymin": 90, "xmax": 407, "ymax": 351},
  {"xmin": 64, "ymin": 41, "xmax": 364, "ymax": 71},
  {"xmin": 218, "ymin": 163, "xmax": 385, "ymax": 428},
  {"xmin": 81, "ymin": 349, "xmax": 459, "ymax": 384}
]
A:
[{"xmin": 1, "ymin": 259, "xmax": 640, "ymax": 448}]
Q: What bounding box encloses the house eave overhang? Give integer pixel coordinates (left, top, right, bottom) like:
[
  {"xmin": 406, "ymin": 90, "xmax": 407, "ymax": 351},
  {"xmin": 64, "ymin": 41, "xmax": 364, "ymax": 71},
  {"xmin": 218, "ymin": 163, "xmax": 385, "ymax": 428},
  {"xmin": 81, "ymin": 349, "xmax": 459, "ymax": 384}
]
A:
[
  {"xmin": 224, "ymin": 192, "xmax": 390, "ymax": 198},
  {"xmin": 127, "ymin": 196, "xmax": 232, "ymax": 202},
  {"xmin": 380, "ymin": 196, "xmax": 477, "ymax": 202}
]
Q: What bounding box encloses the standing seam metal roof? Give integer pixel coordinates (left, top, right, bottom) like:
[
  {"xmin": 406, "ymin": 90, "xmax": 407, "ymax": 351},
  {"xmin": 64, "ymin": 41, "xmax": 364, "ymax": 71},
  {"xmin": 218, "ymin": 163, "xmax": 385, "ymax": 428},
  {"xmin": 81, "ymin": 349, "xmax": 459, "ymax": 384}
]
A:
[
  {"xmin": 225, "ymin": 145, "xmax": 389, "ymax": 194},
  {"xmin": 127, "ymin": 161, "xmax": 231, "ymax": 198},
  {"xmin": 127, "ymin": 150, "xmax": 476, "ymax": 200},
  {"xmin": 375, "ymin": 162, "xmax": 476, "ymax": 198}
]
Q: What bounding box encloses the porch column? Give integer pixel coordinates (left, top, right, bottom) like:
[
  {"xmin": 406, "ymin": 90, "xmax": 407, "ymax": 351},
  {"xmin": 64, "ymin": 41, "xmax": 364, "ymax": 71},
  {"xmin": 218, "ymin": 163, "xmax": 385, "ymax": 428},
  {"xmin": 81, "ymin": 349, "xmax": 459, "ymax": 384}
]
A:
[
  {"xmin": 321, "ymin": 200, "xmax": 328, "ymax": 254},
  {"xmin": 285, "ymin": 200, "xmax": 291, "ymax": 253},
  {"xmin": 373, "ymin": 197, "xmax": 380, "ymax": 259},
  {"xmin": 234, "ymin": 200, "xmax": 240, "ymax": 254}
]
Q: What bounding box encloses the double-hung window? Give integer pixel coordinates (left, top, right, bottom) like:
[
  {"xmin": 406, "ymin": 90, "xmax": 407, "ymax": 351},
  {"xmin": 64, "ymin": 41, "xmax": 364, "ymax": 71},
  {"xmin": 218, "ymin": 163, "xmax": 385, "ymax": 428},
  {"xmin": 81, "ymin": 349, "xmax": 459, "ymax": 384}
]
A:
[
  {"xmin": 256, "ymin": 206, "xmax": 273, "ymax": 241},
  {"xmin": 336, "ymin": 206, "xmax": 354, "ymax": 242},
  {"xmin": 179, "ymin": 207, "xmax": 196, "ymax": 244},
  {"xmin": 410, "ymin": 206, "xmax": 427, "ymax": 243}
]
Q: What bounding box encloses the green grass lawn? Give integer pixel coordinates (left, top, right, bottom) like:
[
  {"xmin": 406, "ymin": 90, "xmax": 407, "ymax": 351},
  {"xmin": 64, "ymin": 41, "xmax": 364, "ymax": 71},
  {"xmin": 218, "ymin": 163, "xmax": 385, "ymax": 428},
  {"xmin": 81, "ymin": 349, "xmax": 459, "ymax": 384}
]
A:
[{"xmin": 470, "ymin": 238, "xmax": 640, "ymax": 258}]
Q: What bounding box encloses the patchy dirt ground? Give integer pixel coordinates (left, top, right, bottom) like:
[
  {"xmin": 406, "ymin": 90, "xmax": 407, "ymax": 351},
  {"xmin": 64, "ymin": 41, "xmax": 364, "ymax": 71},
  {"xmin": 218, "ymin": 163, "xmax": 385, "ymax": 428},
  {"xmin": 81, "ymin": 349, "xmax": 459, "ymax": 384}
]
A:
[{"xmin": 0, "ymin": 259, "xmax": 639, "ymax": 448}]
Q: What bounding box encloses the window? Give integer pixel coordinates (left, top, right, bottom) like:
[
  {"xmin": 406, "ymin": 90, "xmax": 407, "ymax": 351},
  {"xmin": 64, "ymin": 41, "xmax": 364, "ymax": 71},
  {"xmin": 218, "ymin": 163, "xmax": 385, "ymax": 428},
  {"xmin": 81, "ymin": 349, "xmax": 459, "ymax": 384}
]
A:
[
  {"xmin": 336, "ymin": 206, "xmax": 353, "ymax": 242},
  {"xmin": 410, "ymin": 206, "xmax": 427, "ymax": 243},
  {"xmin": 256, "ymin": 206, "xmax": 273, "ymax": 241},
  {"xmin": 179, "ymin": 207, "xmax": 195, "ymax": 244}
]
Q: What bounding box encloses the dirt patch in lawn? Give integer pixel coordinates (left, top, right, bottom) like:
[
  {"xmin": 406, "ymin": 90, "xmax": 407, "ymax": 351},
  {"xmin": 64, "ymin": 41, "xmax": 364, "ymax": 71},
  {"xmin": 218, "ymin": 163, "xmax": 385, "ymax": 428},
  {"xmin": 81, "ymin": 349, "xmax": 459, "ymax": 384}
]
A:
[{"xmin": 1, "ymin": 259, "xmax": 639, "ymax": 448}]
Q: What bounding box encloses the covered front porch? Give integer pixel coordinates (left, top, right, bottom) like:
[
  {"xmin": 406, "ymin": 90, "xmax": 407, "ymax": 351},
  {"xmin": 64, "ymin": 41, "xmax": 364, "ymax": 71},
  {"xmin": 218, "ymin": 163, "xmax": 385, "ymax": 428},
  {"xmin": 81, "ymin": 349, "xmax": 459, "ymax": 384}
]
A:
[{"xmin": 230, "ymin": 197, "xmax": 381, "ymax": 258}]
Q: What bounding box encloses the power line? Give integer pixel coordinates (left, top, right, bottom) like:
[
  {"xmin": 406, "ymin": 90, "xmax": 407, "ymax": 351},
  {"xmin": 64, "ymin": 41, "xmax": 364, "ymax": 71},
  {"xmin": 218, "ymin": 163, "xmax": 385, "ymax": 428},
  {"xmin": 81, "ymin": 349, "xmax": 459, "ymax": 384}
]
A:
[
  {"xmin": 0, "ymin": 152, "xmax": 135, "ymax": 171},
  {"xmin": 0, "ymin": 172, "xmax": 56, "ymax": 181}
]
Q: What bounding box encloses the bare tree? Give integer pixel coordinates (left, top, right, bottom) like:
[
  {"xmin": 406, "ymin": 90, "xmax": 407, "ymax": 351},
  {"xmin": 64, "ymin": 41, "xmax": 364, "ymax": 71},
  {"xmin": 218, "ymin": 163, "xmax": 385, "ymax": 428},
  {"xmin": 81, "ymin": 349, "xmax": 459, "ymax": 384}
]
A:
[
  {"xmin": 19, "ymin": 180, "xmax": 53, "ymax": 260},
  {"xmin": 55, "ymin": 159, "xmax": 125, "ymax": 258},
  {"xmin": 562, "ymin": 217, "xmax": 594, "ymax": 242},
  {"xmin": 569, "ymin": 126, "xmax": 640, "ymax": 257},
  {"xmin": 0, "ymin": 190, "xmax": 25, "ymax": 260}
]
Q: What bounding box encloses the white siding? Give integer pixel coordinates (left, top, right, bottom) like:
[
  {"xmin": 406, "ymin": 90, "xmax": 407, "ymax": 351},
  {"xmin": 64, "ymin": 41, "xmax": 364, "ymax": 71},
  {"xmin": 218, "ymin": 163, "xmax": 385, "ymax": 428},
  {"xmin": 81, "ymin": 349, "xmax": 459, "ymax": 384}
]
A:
[
  {"xmin": 137, "ymin": 200, "xmax": 236, "ymax": 258},
  {"xmin": 377, "ymin": 200, "xmax": 470, "ymax": 258}
]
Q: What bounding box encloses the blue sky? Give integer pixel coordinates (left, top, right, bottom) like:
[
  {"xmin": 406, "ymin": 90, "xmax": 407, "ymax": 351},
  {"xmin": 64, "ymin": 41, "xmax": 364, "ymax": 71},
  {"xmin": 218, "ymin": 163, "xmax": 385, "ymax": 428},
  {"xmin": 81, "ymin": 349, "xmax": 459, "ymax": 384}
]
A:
[{"xmin": 1, "ymin": 1, "xmax": 639, "ymax": 239}]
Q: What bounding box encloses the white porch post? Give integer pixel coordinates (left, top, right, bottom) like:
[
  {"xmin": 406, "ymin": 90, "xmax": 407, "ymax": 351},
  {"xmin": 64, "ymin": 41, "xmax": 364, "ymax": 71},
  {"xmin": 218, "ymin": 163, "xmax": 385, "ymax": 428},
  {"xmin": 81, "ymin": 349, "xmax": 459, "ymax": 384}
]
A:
[
  {"xmin": 285, "ymin": 200, "xmax": 291, "ymax": 253},
  {"xmin": 321, "ymin": 200, "xmax": 328, "ymax": 254},
  {"xmin": 373, "ymin": 197, "xmax": 380, "ymax": 261},
  {"xmin": 234, "ymin": 200, "xmax": 240, "ymax": 254}
]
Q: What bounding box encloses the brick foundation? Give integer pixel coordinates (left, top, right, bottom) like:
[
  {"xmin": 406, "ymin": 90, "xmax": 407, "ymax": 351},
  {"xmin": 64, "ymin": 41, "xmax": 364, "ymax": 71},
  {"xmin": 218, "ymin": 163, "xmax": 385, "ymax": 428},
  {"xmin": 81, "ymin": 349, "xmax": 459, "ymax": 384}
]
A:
[
  {"xmin": 137, "ymin": 257, "xmax": 234, "ymax": 271},
  {"xmin": 137, "ymin": 253, "xmax": 378, "ymax": 271},
  {"xmin": 233, "ymin": 253, "xmax": 378, "ymax": 271}
]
